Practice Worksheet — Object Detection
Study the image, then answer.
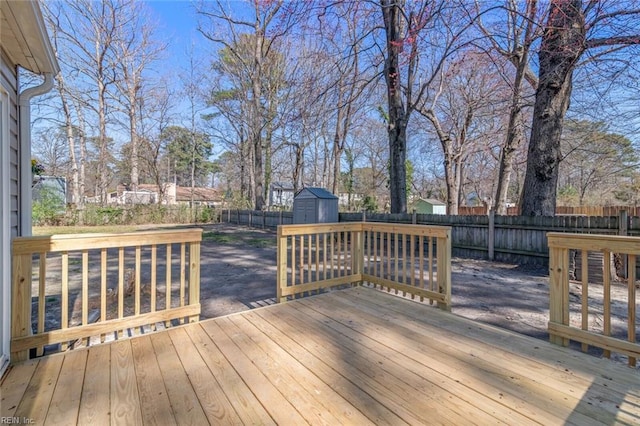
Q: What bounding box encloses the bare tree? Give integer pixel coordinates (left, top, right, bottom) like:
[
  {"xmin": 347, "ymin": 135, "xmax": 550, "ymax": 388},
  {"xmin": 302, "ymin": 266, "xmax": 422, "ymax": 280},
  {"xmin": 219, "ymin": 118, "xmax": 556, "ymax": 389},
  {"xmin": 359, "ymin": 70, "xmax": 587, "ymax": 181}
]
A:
[
  {"xmin": 380, "ymin": 0, "xmax": 472, "ymax": 213},
  {"xmin": 520, "ymin": 0, "xmax": 640, "ymax": 216},
  {"xmin": 198, "ymin": 0, "xmax": 307, "ymax": 210},
  {"xmin": 113, "ymin": 2, "xmax": 164, "ymax": 190},
  {"xmin": 476, "ymin": 0, "xmax": 543, "ymax": 214}
]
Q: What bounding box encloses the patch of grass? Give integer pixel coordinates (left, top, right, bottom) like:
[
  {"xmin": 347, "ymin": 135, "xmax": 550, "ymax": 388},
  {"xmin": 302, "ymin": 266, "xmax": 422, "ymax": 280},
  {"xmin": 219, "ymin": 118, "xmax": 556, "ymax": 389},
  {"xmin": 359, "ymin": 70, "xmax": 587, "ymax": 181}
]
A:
[
  {"xmin": 246, "ymin": 238, "xmax": 276, "ymax": 248},
  {"xmin": 202, "ymin": 232, "xmax": 239, "ymax": 244},
  {"xmin": 202, "ymin": 231, "xmax": 275, "ymax": 248},
  {"xmin": 33, "ymin": 224, "xmax": 181, "ymax": 236}
]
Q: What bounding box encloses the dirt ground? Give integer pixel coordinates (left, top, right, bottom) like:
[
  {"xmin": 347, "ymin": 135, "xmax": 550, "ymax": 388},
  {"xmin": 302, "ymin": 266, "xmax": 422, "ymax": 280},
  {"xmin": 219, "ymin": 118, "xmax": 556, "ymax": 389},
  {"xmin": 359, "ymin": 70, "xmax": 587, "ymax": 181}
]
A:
[
  {"xmin": 199, "ymin": 224, "xmax": 551, "ymax": 330},
  {"xmin": 200, "ymin": 223, "xmax": 636, "ymax": 367}
]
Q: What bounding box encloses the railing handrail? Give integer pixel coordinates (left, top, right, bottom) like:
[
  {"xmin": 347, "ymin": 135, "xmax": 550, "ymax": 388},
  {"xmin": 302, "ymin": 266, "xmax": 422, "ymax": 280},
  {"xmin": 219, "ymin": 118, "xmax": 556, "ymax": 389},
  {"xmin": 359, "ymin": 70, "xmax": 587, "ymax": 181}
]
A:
[
  {"xmin": 548, "ymin": 232, "xmax": 640, "ymax": 253},
  {"xmin": 13, "ymin": 228, "xmax": 203, "ymax": 254}
]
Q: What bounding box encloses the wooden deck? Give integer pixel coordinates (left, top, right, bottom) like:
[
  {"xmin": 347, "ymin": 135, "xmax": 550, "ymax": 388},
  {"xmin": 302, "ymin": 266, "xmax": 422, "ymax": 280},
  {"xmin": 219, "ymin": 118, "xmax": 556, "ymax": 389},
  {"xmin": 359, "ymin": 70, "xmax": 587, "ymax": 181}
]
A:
[{"xmin": 2, "ymin": 287, "xmax": 639, "ymax": 425}]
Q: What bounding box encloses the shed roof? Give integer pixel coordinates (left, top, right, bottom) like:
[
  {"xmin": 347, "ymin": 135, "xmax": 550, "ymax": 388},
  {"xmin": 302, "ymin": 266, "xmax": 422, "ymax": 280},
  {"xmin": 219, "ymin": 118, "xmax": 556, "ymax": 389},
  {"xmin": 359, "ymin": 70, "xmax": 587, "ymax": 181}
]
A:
[
  {"xmin": 297, "ymin": 187, "xmax": 338, "ymax": 199},
  {"xmin": 417, "ymin": 198, "xmax": 446, "ymax": 206}
]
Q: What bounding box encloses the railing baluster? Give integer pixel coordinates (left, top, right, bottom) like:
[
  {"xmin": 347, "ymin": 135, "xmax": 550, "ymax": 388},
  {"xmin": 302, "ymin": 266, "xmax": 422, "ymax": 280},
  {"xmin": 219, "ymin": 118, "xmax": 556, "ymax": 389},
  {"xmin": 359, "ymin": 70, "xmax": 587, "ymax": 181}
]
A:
[
  {"xmin": 628, "ymin": 254, "xmax": 636, "ymax": 367},
  {"xmin": 419, "ymin": 236, "xmax": 424, "ymax": 302},
  {"xmin": 428, "ymin": 237, "xmax": 437, "ymax": 305},
  {"xmin": 323, "ymin": 233, "xmax": 327, "ymax": 281},
  {"xmin": 581, "ymin": 250, "xmax": 589, "ymax": 353},
  {"xmin": 307, "ymin": 235, "xmax": 312, "ymax": 284},
  {"xmin": 330, "ymin": 233, "xmax": 334, "ymax": 279},
  {"xmin": 394, "ymin": 233, "xmax": 399, "ymax": 290},
  {"xmin": 118, "ymin": 247, "xmax": 124, "ymax": 338},
  {"xmin": 37, "ymin": 253, "xmax": 46, "ymax": 356},
  {"xmin": 180, "ymin": 243, "xmax": 186, "ymax": 324},
  {"xmin": 165, "ymin": 243, "xmax": 172, "ymax": 328},
  {"xmin": 82, "ymin": 249, "xmax": 89, "ymax": 346},
  {"xmin": 151, "ymin": 245, "xmax": 157, "ymax": 314},
  {"xmin": 315, "ymin": 233, "xmax": 320, "ymax": 284},
  {"xmin": 291, "ymin": 236, "xmax": 296, "ymax": 287},
  {"xmin": 135, "ymin": 246, "xmax": 142, "ymax": 318},
  {"xmin": 299, "ymin": 235, "xmax": 305, "ymax": 285},
  {"xmin": 61, "ymin": 252, "xmax": 69, "ymax": 350},
  {"xmin": 603, "ymin": 250, "xmax": 611, "ymax": 358},
  {"xmin": 100, "ymin": 248, "xmax": 107, "ymax": 342}
]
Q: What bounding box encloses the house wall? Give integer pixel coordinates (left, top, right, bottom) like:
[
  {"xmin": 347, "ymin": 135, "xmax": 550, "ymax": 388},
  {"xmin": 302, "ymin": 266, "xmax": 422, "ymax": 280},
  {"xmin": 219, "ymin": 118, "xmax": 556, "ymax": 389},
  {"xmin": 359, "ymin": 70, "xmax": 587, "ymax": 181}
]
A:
[
  {"xmin": 1, "ymin": 50, "xmax": 19, "ymax": 239},
  {"xmin": 0, "ymin": 49, "xmax": 19, "ymax": 376}
]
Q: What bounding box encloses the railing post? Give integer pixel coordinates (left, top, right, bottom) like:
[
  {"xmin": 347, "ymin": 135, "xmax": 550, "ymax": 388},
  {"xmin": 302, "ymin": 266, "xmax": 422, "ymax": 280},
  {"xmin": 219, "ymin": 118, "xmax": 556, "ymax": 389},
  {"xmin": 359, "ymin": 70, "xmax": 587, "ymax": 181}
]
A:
[
  {"xmin": 189, "ymin": 239, "xmax": 201, "ymax": 323},
  {"xmin": 488, "ymin": 210, "xmax": 495, "ymax": 261},
  {"xmin": 436, "ymin": 229, "xmax": 452, "ymax": 311},
  {"xmin": 277, "ymin": 226, "xmax": 288, "ymax": 302},
  {"xmin": 549, "ymin": 245, "xmax": 569, "ymax": 347},
  {"xmin": 11, "ymin": 253, "xmax": 32, "ymax": 362}
]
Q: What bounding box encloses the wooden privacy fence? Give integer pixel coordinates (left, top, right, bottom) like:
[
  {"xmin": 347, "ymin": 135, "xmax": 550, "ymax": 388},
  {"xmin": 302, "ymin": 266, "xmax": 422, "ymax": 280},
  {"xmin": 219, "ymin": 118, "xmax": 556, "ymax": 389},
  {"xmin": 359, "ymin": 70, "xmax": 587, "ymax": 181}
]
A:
[
  {"xmin": 277, "ymin": 223, "xmax": 452, "ymax": 310},
  {"xmin": 11, "ymin": 229, "xmax": 202, "ymax": 362},
  {"xmin": 548, "ymin": 233, "xmax": 640, "ymax": 367}
]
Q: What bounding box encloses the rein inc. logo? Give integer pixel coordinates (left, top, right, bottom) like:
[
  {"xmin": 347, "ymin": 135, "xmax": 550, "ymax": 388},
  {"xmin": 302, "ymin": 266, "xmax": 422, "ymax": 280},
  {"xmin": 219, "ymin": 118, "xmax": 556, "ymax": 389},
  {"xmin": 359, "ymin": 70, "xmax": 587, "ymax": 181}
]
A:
[{"xmin": 0, "ymin": 418, "xmax": 35, "ymax": 424}]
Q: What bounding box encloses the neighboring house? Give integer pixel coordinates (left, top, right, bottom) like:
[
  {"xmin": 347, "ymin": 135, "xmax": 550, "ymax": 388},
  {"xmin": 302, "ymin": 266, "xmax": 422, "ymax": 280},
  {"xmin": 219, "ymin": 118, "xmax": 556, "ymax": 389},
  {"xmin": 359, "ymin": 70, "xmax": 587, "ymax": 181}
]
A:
[
  {"xmin": 105, "ymin": 183, "xmax": 222, "ymax": 207},
  {"xmin": 412, "ymin": 198, "xmax": 447, "ymax": 215},
  {"xmin": 1, "ymin": 1, "xmax": 60, "ymax": 374},
  {"xmin": 269, "ymin": 182, "xmax": 295, "ymax": 209},
  {"xmin": 338, "ymin": 192, "xmax": 363, "ymax": 209}
]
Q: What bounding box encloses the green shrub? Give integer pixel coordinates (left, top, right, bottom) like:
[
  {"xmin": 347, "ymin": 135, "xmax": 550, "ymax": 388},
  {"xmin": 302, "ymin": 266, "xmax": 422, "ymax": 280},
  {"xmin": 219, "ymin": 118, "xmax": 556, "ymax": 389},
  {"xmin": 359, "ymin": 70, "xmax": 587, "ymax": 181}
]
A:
[{"xmin": 32, "ymin": 186, "xmax": 66, "ymax": 226}]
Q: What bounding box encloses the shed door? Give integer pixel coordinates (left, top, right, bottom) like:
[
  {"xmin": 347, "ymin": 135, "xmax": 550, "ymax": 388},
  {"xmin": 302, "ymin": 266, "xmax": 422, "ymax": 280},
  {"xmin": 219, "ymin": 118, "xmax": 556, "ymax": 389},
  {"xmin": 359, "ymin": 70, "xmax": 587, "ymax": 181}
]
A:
[{"xmin": 0, "ymin": 86, "xmax": 10, "ymax": 374}]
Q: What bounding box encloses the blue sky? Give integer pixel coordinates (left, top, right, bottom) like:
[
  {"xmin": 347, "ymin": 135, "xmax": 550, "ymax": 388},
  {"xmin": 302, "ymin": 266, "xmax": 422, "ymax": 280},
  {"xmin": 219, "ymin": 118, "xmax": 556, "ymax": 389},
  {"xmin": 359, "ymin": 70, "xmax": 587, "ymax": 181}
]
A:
[{"xmin": 147, "ymin": 1, "xmax": 204, "ymax": 60}]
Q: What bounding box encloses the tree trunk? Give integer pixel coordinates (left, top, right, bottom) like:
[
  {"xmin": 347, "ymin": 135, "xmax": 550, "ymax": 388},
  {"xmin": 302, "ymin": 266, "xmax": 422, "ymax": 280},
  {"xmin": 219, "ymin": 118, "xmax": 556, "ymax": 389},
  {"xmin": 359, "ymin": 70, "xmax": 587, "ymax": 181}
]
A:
[
  {"xmin": 56, "ymin": 75, "xmax": 80, "ymax": 208},
  {"xmin": 382, "ymin": 0, "xmax": 408, "ymax": 214},
  {"xmin": 252, "ymin": 28, "xmax": 265, "ymax": 210},
  {"xmin": 520, "ymin": 0, "xmax": 585, "ymax": 216}
]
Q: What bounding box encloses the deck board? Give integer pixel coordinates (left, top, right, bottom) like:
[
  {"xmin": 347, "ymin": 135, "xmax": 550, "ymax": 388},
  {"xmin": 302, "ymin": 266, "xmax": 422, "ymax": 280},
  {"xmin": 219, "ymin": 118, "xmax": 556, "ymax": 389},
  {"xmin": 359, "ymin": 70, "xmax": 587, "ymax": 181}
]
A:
[
  {"xmin": 77, "ymin": 343, "xmax": 110, "ymax": 424},
  {"xmin": 2, "ymin": 286, "xmax": 639, "ymax": 425}
]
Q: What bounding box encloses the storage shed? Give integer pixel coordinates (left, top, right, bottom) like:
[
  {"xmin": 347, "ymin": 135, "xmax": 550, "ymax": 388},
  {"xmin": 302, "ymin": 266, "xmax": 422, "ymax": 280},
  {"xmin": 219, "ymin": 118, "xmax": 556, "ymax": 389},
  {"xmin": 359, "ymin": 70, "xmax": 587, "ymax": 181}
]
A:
[
  {"xmin": 412, "ymin": 198, "xmax": 447, "ymax": 215},
  {"xmin": 293, "ymin": 187, "xmax": 339, "ymax": 224}
]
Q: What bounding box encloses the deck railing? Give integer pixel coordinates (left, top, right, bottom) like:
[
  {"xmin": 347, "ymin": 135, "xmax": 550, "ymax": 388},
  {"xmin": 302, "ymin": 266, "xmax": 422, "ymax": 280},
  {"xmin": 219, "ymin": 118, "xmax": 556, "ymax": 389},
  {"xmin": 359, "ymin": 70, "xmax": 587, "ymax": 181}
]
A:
[
  {"xmin": 277, "ymin": 223, "xmax": 452, "ymax": 310},
  {"xmin": 548, "ymin": 233, "xmax": 640, "ymax": 367},
  {"xmin": 11, "ymin": 229, "xmax": 202, "ymax": 362}
]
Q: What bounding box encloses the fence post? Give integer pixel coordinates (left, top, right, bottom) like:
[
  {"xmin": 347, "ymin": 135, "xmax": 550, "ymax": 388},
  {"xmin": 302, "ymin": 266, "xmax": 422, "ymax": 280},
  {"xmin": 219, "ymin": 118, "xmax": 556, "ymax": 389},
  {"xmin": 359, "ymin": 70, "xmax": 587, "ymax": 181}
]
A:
[
  {"xmin": 412, "ymin": 209, "xmax": 417, "ymax": 225},
  {"xmin": 262, "ymin": 211, "xmax": 266, "ymax": 229},
  {"xmin": 362, "ymin": 209, "xmax": 366, "ymax": 222},
  {"xmin": 227, "ymin": 208, "xmax": 230, "ymax": 223},
  {"xmin": 11, "ymin": 253, "xmax": 33, "ymax": 362},
  {"xmin": 488, "ymin": 210, "xmax": 495, "ymax": 261}
]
